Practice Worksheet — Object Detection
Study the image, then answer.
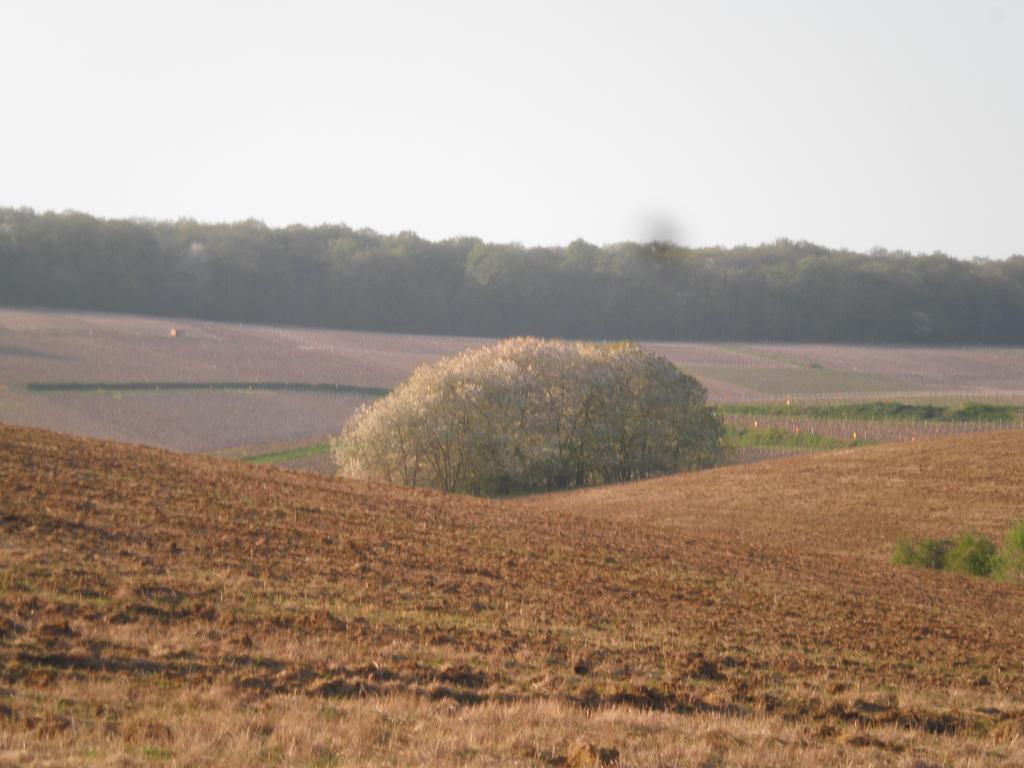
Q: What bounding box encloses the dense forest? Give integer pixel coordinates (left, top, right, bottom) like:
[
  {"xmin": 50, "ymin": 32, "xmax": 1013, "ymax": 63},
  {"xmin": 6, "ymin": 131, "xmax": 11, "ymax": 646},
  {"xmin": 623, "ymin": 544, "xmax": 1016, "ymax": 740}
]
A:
[{"xmin": 1, "ymin": 207, "xmax": 1022, "ymax": 343}]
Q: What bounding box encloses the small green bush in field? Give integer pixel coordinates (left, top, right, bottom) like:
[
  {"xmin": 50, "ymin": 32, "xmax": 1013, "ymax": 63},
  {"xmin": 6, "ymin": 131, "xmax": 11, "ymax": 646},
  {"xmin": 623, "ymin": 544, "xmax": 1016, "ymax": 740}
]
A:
[
  {"xmin": 892, "ymin": 537, "xmax": 953, "ymax": 570},
  {"xmin": 893, "ymin": 527, "xmax": 1014, "ymax": 579},
  {"xmin": 999, "ymin": 520, "xmax": 1024, "ymax": 581},
  {"xmin": 945, "ymin": 533, "xmax": 999, "ymax": 577}
]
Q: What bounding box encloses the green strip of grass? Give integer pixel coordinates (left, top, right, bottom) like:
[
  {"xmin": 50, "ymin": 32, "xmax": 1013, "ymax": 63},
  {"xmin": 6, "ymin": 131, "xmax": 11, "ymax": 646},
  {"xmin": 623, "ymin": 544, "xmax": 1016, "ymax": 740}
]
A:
[
  {"xmin": 26, "ymin": 381, "xmax": 390, "ymax": 397},
  {"xmin": 722, "ymin": 400, "xmax": 1024, "ymax": 423},
  {"xmin": 724, "ymin": 425, "xmax": 854, "ymax": 451},
  {"xmin": 242, "ymin": 442, "xmax": 332, "ymax": 464}
]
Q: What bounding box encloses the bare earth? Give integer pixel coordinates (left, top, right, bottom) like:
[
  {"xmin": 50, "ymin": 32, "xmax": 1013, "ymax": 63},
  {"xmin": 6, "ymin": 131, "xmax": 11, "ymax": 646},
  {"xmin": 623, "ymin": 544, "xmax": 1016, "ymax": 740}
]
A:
[
  {"xmin": 2, "ymin": 423, "xmax": 1024, "ymax": 765},
  {"xmin": 3, "ymin": 308, "xmax": 1024, "ymax": 457}
]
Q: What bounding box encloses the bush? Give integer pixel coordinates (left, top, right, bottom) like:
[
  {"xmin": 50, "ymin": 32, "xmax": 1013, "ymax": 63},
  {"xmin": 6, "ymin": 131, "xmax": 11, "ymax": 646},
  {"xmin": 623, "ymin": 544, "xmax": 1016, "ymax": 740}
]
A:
[
  {"xmin": 893, "ymin": 531, "xmax": 1003, "ymax": 577},
  {"xmin": 334, "ymin": 337, "xmax": 725, "ymax": 495},
  {"xmin": 945, "ymin": 533, "xmax": 999, "ymax": 577},
  {"xmin": 892, "ymin": 537, "xmax": 953, "ymax": 570}
]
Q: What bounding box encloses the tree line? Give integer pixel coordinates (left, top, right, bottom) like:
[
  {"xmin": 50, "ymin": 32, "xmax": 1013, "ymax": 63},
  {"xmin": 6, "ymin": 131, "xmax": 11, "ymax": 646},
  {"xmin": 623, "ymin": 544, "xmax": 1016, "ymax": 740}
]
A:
[{"xmin": 2, "ymin": 207, "xmax": 1022, "ymax": 344}]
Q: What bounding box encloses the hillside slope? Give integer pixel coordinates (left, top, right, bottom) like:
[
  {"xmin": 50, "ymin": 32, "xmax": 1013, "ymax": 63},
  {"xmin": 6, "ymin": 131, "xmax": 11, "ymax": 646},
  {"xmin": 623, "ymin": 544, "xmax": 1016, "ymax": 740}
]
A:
[{"xmin": 2, "ymin": 423, "xmax": 1024, "ymax": 765}]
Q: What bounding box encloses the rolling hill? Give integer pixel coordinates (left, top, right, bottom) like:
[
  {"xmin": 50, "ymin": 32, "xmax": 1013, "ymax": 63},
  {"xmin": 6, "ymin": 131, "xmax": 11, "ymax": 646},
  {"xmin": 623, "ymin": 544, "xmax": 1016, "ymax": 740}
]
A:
[{"xmin": 2, "ymin": 423, "xmax": 1024, "ymax": 765}]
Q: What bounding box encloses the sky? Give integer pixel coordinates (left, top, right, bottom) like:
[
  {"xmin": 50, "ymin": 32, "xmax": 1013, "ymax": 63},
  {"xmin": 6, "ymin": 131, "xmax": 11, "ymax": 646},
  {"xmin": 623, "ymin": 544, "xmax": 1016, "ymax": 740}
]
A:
[{"xmin": 2, "ymin": 1, "xmax": 1021, "ymax": 258}]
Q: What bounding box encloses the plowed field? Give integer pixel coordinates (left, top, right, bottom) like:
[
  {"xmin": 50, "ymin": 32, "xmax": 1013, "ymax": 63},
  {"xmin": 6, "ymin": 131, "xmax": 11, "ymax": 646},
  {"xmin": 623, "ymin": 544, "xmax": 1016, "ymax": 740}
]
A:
[{"xmin": 2, "ymin": 423, "xmax": 1024, "ymax": 765}]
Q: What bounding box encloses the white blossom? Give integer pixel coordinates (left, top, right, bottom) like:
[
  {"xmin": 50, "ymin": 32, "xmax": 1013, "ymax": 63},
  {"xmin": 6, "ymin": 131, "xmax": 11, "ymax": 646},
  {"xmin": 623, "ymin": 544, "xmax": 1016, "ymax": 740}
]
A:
[{"xmin": 333, "ymin": 337, "xmax": 724, "ymax": 495}]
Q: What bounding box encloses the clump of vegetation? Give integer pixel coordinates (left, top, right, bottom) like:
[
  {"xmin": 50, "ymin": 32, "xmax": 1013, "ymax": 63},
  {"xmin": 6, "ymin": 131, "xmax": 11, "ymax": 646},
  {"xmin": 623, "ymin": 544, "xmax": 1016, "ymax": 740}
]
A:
[
  {"xmin": 946, "ymin": 534, "xmax": 1000, "ymax": 577},
  {"xmin": 893, "ymin": 537, "xmax": 954, "ymax": 570},
  {"xmin": 893, "ymin": 524, "xmax": 1024, "ymax": 578},
  {"xmin": 334, "ymin": 338, "xmax": 724, "ymax": 495}
]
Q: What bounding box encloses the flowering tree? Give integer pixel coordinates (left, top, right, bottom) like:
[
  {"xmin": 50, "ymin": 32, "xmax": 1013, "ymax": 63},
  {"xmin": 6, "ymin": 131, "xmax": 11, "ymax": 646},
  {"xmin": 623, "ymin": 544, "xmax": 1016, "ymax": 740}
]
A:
[{"xmin": 334, "ymin": 337, "xmax": 724, "ymax": 495}]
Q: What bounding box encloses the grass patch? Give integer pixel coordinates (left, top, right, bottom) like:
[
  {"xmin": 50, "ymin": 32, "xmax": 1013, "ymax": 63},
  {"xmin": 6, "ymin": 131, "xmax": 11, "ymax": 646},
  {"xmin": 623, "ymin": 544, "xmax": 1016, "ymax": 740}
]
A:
[
  {"xmin": 140, "ymin": 746, "xmax": 173, "ymax": 760},
  {"xmin": 26, "ymin": 381, "xmax": 390, "ymax": 397},
  {"xmin": 1000, "ymin": 520, "xmax": 1024, "ymax": 582},
  {"xmin": 724, "ymin": 425, "xmax": 854, "ymax": 451},
  {"xmin": 723, "ymin": 401, "xmax": 1024, "ymax": 423},
  {"xmin": 243, "ymin": 442, "xmax": 331, "ymax": 465}
]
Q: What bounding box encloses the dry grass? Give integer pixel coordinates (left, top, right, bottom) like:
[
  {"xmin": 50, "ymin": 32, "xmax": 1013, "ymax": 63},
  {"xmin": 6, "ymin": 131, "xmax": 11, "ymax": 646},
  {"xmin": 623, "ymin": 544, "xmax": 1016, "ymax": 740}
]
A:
[
  {"xmin": 4, "ymin": 682, "xmax": 1022, "ymax": 767},
  {"xmin": 3, "ymin": 423, "xmax": 1024, "ymax": 764}
]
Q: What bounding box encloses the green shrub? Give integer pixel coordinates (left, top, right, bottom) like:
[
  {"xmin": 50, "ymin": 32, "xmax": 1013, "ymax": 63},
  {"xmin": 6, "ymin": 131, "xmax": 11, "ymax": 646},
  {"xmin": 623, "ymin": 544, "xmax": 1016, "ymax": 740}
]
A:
[
  {"xmin": 894, "ymin": 530, "xmax": 1009, "ymax": 578},
  {"xmin": 945, "ymin": 533, "xmax": 999, "ymax": 577},
  {"xmin": 999, "ymin": 520, "xmax": 1024, "ymax": 581},
  {"xmin": 892, "ymin": 537, "xmax": 953, "ymax": 570},
  {"xmin": 891, "ymin": 538, "xmax": 917, "ymax": 567}
]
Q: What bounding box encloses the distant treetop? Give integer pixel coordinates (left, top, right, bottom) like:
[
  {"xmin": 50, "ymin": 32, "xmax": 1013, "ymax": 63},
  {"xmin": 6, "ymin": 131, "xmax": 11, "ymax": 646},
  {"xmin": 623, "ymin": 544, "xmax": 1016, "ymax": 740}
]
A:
[{"xmin": 1, "ymin": 207, "xmax": 1022, "ymax": 344}]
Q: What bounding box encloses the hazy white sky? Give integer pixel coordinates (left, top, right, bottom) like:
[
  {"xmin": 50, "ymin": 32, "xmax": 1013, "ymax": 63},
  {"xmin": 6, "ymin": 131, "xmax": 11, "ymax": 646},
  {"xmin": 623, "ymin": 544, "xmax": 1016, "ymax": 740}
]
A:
[{"xmin": 2, "ymin": 1, "xmax": 1021, "ymax": 257}]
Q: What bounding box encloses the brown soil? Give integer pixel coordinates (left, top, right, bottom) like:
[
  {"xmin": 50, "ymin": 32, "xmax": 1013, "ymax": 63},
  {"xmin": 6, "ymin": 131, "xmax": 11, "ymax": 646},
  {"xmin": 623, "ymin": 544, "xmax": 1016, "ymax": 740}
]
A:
[{"xmin": 2, "ymin": 422, "xmax": 1024, "ymax": 764}]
